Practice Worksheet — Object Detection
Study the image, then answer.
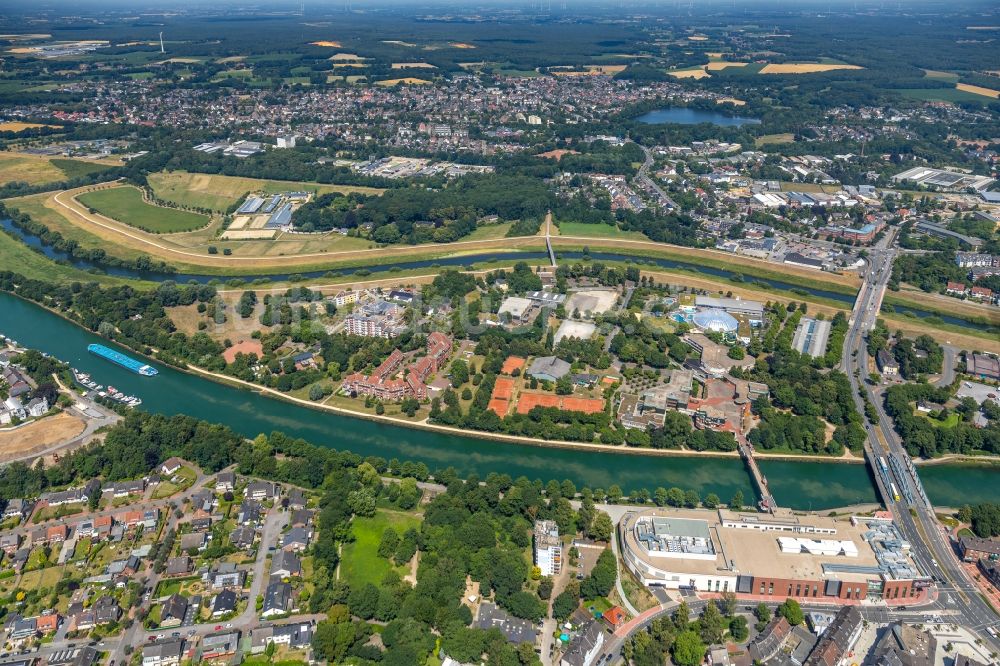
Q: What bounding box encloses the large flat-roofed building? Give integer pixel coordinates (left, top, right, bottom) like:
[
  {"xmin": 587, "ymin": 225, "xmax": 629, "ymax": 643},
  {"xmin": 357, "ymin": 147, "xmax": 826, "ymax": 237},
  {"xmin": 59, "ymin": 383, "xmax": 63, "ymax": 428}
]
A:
[
  {"xmin": 891, "ymin": 166, "xmax": 995, "ymax": 192},
  {"xmin": 533, "ymin": 520, "xmax": 562, "ymax": 576},
  {"xmin": 694, "ymin": 296, "xmax": 764, "ymax": 321},
  {"xmin": 620, "ymin": 508, "xmax": 923, "ymax": 601},
  {"xmin": 792, "ymin": 318, "xmax": 832, "ymax": 358},
  {"xmin": 967, "ymin": 353, "xmax": 1000, "ymax": 381}
]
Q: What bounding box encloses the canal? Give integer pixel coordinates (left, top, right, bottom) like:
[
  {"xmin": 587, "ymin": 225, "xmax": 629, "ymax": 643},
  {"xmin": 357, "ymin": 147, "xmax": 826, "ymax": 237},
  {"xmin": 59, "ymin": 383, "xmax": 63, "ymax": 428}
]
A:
[{"xmin": 2, "ymin": 291, "xmax": 996, "ymax": 509}]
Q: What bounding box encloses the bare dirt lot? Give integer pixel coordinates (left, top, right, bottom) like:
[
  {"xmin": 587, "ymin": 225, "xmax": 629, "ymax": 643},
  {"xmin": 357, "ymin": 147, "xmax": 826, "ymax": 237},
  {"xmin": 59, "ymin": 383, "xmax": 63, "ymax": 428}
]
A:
[{"xmin": 0, "ymin": 412, "xmax": 86, "ymax": 461}]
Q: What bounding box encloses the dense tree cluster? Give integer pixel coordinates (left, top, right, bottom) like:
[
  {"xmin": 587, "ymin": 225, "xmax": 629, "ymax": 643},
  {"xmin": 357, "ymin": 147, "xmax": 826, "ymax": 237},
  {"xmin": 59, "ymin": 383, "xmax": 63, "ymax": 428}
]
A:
[{"xmin": 884, "ymin": 383, "xmax": 1000, "ymax": 458}]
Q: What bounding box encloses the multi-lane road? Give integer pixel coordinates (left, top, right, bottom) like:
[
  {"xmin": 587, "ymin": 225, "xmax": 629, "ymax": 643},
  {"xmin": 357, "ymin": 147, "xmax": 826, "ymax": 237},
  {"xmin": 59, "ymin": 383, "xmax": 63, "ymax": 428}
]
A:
[{"xmin": 840, "ymin": 233, "xmax": 1000, "ymax": 651}]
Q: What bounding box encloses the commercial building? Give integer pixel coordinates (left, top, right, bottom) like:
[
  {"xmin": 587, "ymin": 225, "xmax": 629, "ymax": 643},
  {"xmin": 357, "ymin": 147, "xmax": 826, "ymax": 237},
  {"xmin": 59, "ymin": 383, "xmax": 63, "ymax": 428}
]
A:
[
  {"xmin": 792, "ymin": 318, "xmax": 832, "ymax": 358},
  {"xmin": 527, "ymin": 356, "xmax": 571, "ymax": 382},
  {"xmin": 694, "ymin": 296, "xmax": 764, "ymax": 321},
  {"xmin": 620, "ymin": 508, "xmax": 923, "ymax": 602},
  {"xmin": 967, "ymin": 353, "xmax": 1000, "ymax": 381},
  {"xmin": 533, "ymin": 520, "xmax": 562, "ymax": 576},
  {"xmin": 891, "ymin": 166, "xmax": 995, "ymax": 192}
]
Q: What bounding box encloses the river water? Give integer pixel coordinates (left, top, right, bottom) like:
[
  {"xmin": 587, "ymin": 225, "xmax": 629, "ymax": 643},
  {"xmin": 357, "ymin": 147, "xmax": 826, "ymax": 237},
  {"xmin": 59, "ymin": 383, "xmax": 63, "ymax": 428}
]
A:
[
  {"xmin": 1, "ymin": 291, "xmax": 995, "ymax": 509},
  {"xmin": 635, "ymin": 107, "xmax": 762, "ymax": 127},
  {"xmin": 0, "ymin": 220, "xmax": 981, "ymax": 328}
]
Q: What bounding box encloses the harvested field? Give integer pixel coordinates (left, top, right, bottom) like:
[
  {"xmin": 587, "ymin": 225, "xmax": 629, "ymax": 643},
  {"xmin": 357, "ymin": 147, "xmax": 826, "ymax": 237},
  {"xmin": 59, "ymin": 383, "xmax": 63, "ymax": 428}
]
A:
[
  {"xmin": 391, "ymin": 62, "xmax": 436, "ymax": 69},
  {"xmin": 0, "ymin": 121, "xmax": 61, "ymax": 132},
  {"xmin": 667, "ymin": 67, "xmax": 710, "ymax": 79},
  {"xmin": 716, "ymin": 97, "xmax": 747, "ymax": 106},
  {"xmin": 0, "ymin": 413, "xmax": 86, "ymax": 461},
  {"xmin": 759, "ymin": 63, "xmax": 862, "ymax": 74},
  {"xmin": 329, "ymin": 53, "xmax": 364, "ymax": 61},
  {"xmin": 705, "ymin": 61, "xmax": 748, "ymax": 71},
  {"xmin": 551, "ymin": 64, "xmax": 627, "ymax": 76},
  {"xmin": 376, "ymin": 77, "xmax": 431, "ymax": 86},
  {"xmin": 0, "ymin": 153, "xmax": 111, "ymax": 186},
  {"xmin": 956, "ymin": 82, "xmax": 1000, "ymax": 99},
  {"xmin": 449, "ymin": 42, "xmax": 476, "ymax": 49},
  {"xmin": 309, "ymin": 41, "xmax": 342, "ymax": 47}
]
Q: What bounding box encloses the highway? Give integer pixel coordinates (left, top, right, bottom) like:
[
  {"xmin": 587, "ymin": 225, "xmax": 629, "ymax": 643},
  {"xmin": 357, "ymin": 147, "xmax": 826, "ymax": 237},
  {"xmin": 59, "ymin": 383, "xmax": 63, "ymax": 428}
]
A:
[{"xmin": 839, "ymin": 231, "xmax": 1000, "ymax": 651}]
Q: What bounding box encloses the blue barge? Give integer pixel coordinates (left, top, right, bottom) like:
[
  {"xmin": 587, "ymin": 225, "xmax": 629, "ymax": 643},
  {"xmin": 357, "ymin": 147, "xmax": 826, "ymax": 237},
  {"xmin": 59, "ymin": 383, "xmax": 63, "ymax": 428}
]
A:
[{"xmin": 87, "ymin": 343, "xmax": 158, "ymax": 376}]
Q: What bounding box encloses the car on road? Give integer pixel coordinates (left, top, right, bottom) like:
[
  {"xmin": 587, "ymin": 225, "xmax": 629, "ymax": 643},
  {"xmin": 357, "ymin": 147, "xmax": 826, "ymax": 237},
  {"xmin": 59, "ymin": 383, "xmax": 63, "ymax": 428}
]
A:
[
  {"xmin": 171, "ymin": 632, "xmax": 180, "ymax": 638},
  {"xmin": 214, "ymin": 625, "xmax": 222, "ymax": 631}
]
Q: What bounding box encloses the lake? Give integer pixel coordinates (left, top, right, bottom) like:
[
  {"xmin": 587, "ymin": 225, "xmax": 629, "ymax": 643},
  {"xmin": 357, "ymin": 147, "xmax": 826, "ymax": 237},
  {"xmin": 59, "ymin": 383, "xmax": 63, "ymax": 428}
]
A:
[{"xmin": 635, "ymin": 107, "xmax": 761, "ymax": 127}]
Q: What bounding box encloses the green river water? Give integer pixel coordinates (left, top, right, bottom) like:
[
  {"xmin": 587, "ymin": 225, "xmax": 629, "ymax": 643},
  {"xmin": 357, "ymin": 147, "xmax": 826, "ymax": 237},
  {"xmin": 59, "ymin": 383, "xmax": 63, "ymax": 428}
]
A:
[{"xmin": 1, "ymin": 291, "xmax": 995, "ymax": 510}]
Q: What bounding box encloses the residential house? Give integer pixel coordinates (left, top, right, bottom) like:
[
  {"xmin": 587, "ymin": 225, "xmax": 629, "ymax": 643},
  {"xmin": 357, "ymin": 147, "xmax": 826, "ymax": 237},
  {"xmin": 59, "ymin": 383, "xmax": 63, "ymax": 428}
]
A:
[
  {"xmin": 230, "ymin": 526, "xmax": 256, "ymax": 550},
  {"xmin": 246, "ymin": 481, "xmax": 275, "ymax": 501},
  {"xmin": 201, "ymin": 631, "xmax": 240, "ymax": 660},
  {"xmin": 26, "ymin": 397, "xmax": 49, "ymax": 418},
  {"xmin": 142, "ymin": 639, "xmax": 185, "ymax": 666},
  {"xmin": 159, "ymin": 594, "xmax": 189, "ymax": 628},
  {"xmin": 289, "ymin": 509, "xmax": 313, "ymax": 528},
  {"xmin": 282, "ymin": 526, "xmax": 311, "ymax": 552},
  {"xmin": 270, "ymin": 550, "xmax": 302, "ymax": 578},
  {"xmin": 237, "ymin": 500, "xmax": 262, "ymax": 525},
  {"xmin": 3, "ymin": 498, "xmax": 32, "ymax": 521},
  {"xmin": 179, "ymin": 532, "xmax": 206, "ymax": 553},
  {"xmin": 250, "ymin": 623, "xmax": 313, "ymax": 654},
  {"xmin": 261, "ymin": 581, "xmax": 292, "ymax": 618},
  {"xmin": 215, "ymin": 472, "xmax": 235, "ymax": 493},
  {"xmin": 47, "ymin": 647, "xmax": 98, "ymax": 666},
  {"xmin": 560, "ymin": 621, "xmax": 604, "ymax": 666},
  {"xmin": 0, "ymin": 532, "xmax": 21, "ymax": 554},
  {"xmin": 211, "ymin": 591, "xmax": 238, "ymax": 618},
  {"xmin": 164, "ymin": 556, "xmax": 192, "ymax": 577},
  {"xmin": 160, "ymin": 458, "xmax": 184, "ymax": 475},
  {"xmin": 35, "ymin": 612, "xmax": 59, "ymax": 634},
  {"xmin": 877, "ymin": 349, "xmax": 899, "ymax": 377},
  {"xmin": 210, "ymin": 569, "xmax": 246, "ymax": 590}
]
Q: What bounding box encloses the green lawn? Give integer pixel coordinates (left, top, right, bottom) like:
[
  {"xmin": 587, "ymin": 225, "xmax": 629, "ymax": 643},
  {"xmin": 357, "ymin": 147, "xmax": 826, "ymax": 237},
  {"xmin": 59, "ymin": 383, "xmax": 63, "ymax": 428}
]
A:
[
  {"xmin": 894, "ymin": 87, "xmax": 996, "ymax": 103},
  {"xmin": 339, "ymin": 508, "xmax": 422, "ymax": 588},
  {"xmin": 50, "ymin": 158, "xmax": 114, "ymax": 180},
  {"xmin": 78, "ymin": 186, "xmax": 209, "ymax": 233},
  {"xmin": 927, "ymin": 412, "xmax": 961, "ymax": 429},
  {"xmin": 557, "ymin": 221, "xmax": 648, "ymax": 240}
]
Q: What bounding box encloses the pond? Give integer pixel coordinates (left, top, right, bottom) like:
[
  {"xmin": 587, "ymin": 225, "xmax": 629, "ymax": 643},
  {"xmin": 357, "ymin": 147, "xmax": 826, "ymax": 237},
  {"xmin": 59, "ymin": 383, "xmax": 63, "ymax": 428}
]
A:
[{"xmin": 634, "ymin": 107, "xmax": 761, "ymax": 127}]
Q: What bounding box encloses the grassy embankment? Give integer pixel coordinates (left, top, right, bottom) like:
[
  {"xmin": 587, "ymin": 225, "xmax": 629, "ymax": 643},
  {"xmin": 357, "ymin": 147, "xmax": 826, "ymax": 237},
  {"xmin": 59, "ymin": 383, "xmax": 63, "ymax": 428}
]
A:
[{"xmin": 0, "ymin": 152, "xmax": 115, "ymax": 186}]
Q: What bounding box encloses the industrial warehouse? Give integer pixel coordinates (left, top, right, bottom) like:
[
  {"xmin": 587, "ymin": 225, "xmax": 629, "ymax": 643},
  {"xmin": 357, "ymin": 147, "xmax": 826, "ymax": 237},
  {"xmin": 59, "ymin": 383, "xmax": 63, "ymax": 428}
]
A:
[
  {"xmin": 620, "ymin": 507, "xmax": 927, "ymax": 603},
  {"xmin": 222, "ymin": 191, "xmax": 312, "ymax": 240}
]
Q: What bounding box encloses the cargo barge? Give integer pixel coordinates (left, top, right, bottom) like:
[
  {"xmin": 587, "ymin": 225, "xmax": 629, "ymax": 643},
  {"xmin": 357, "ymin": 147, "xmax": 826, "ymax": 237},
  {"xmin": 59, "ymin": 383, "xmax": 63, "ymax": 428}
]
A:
[{"xmin": 87, "ymin": 343, "xmax": 158, "ymax": 376}]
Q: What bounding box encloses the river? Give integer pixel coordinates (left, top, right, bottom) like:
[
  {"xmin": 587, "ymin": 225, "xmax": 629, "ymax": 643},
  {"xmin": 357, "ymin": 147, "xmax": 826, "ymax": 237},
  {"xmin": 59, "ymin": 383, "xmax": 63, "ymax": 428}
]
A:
[
  {"xmin": 2, "ymin": 291, "xmax": 996, "ymax": 509},
  {"xmin": 1, "ymin": 220, "xmax": 983, "ymax": 329}
]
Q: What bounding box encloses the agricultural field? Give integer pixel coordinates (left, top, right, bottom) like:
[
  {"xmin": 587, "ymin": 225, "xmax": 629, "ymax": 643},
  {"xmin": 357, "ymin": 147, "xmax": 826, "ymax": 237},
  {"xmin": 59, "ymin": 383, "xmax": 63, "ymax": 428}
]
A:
[
  {"xmin": 896, "ymin": 86, "xmax": 999, "ymax": 103},
  {"xmin": 0, "ymin": 153, "xmax": 112, "ymax": 186},
  {"xmin": 147, "ymin": 171, "xmax": 383, "ymax": 212},
  {"xmin": 78, "ymin": 186, "xmax": 209, "ymax": 233},
  {"xmin": 755, "ymin": 133, "xmax": 796, "ymax": 146},
  {"xmin": 0, "ymin": 121, "xmax": 61, "ymax": 132},
  {"xmin": 759, "ymin": 63, "xmax": 863, "ymax": 74},
  {"xmin": 339, "ymin": 508, "xmax": 422, "ymax": 588}
]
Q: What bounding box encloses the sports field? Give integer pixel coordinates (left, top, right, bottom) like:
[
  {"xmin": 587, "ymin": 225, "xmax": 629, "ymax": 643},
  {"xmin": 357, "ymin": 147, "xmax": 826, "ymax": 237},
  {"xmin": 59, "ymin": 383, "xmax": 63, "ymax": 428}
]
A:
[
  {"xmin": 147, "ymin": 171, "xmax": 383, "ymax": 212},
  {"xmin": 77, "ymin": 186, "xmax": 209, "ymax": 233}
]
